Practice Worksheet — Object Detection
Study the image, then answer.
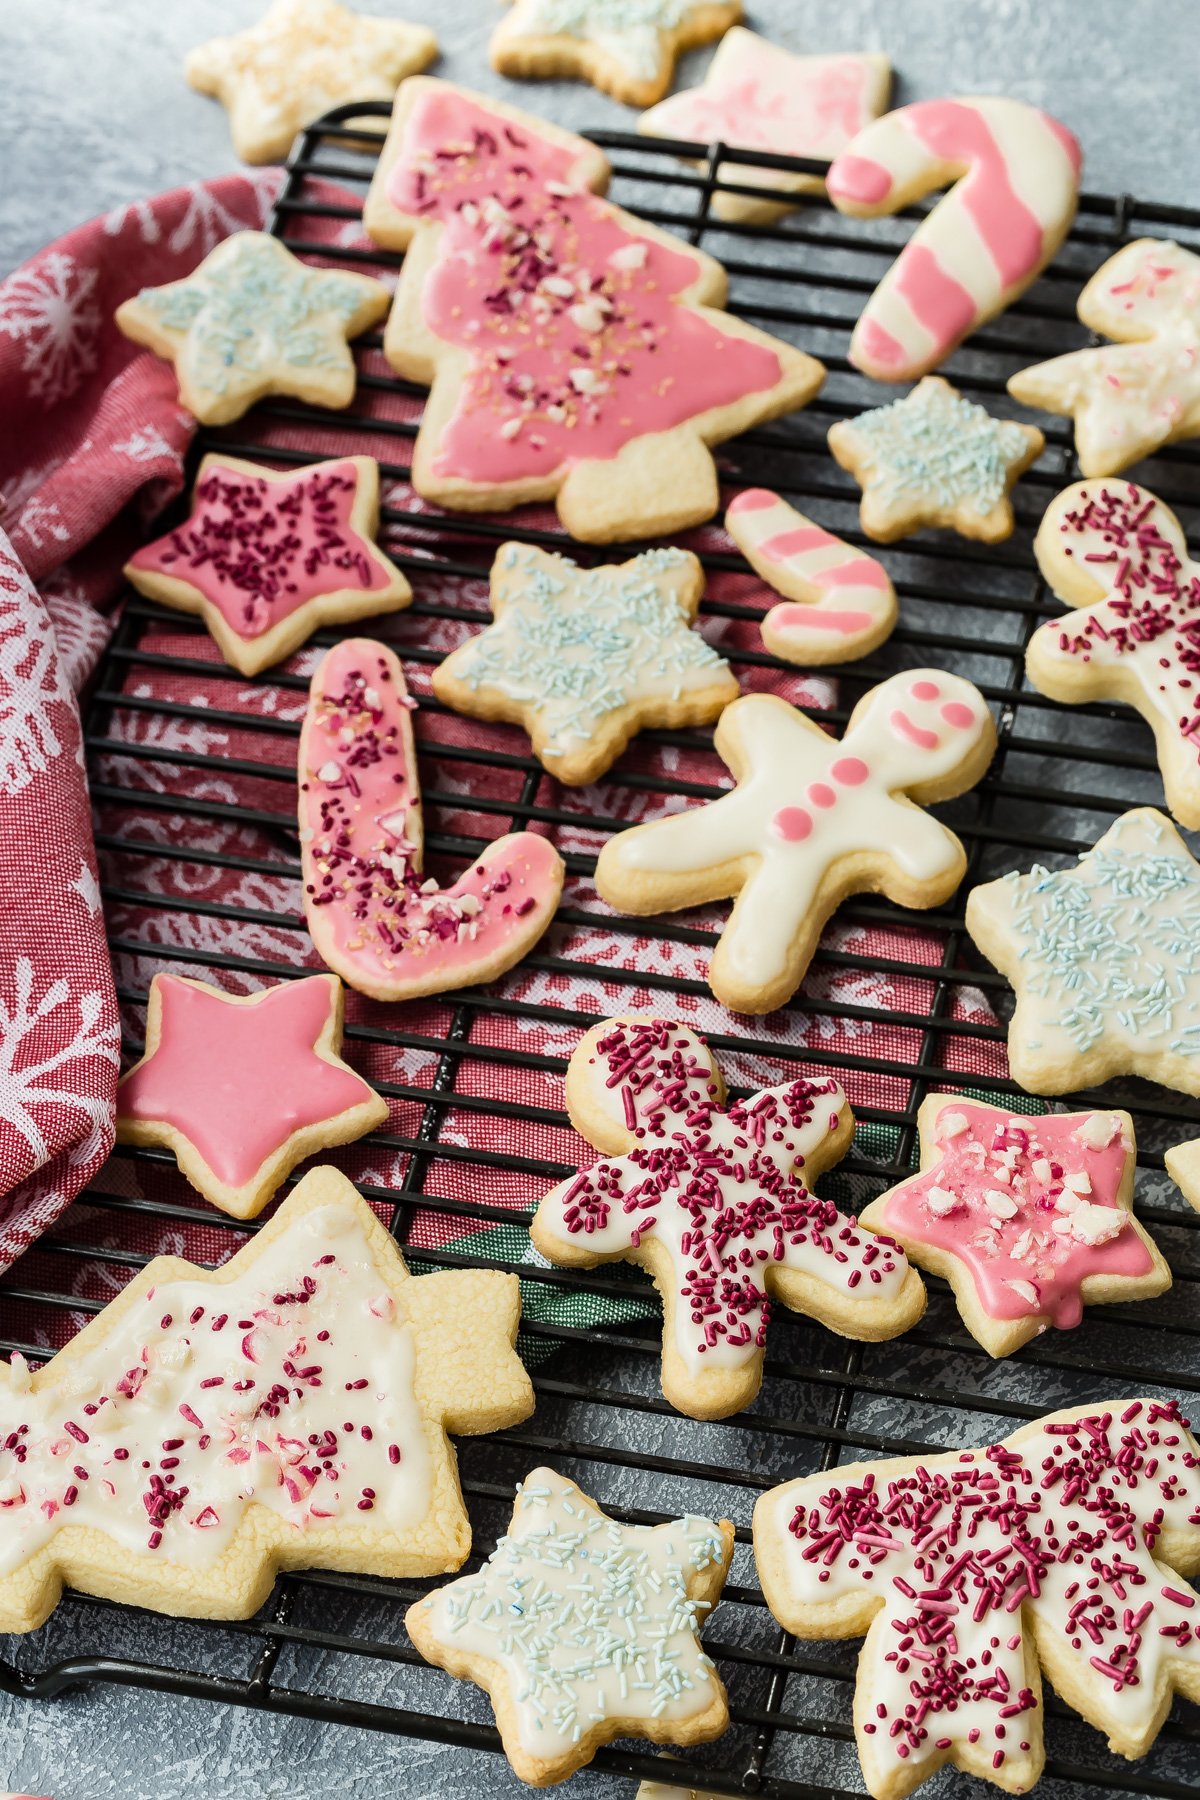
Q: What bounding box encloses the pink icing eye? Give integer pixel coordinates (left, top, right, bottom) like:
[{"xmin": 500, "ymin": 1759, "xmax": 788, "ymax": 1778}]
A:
[
  {"xmin": 772, "ymin": 806, "xmax": 813, "ymax": 842},
  {"xmin": 941, "ymin": 700, "xmax": 976, "ymax": 729},
  {"xmin": 910, "ymin": 679, "xmax": 940, "ymax": 701},
  {"xmin": 831, "ymin": 756, "xmax": 869, "ymax": 786},
  {"xmin": 808, "ymin": 783, "xmax": 837, "ymax": 808}
]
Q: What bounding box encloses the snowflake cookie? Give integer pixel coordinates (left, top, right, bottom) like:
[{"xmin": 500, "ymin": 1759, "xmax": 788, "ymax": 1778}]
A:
[
  {"xmin": 431, "ymin": 541, "xmax": 738, "ymax": 785},
  {"xmin": 489, "ymin": 0, "xmax": 741, "ymax": 109},
  {"xmin": 596, "ymin": 670, "xmax": 995, "ymax": 1015},
  {"xmin": 186, "ymin": 0, "xmax": 437, "ymax": 164},
  {"xmin": 859, "ymin": 1095, "xmax": 1169, "ymax": 1357},
  {"xmin": 362, "ymin": 80, "xmax": 824, "ymax": 543},
  {"xmin": 828, "ymin": 377, "xmax": 1044, "ymax": 544},
  {"xmin": 407, "ymin": 1465, "xmax": 733, "ymax": 1784},
  {"xmin": 125, "ymin": 454, "xmax": 410, "ymax": 676},
  {"xmin": 532, "ymin": 1017, "xmax": 925, "ymax": 1418},
  {"xmin": 755, "ymin": 1399, "xmax": 1200, "ymax": 1797},
  {"xmin": 116, "ymin": 972, "xmax": 387, "ymax": 1220},
  {"xmin": 115, "ymin": 231, "xmax": 390, "ymax": 426},
  {"xmin": 966, "ymin": 806, "xmax": 1200, "ymax": 1096},
  {"xmin": 0, "ymin": 1165, "xmax": 534, "ymax": 1632}
]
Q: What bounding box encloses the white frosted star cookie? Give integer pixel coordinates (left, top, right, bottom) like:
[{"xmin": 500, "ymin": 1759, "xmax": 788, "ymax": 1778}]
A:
[
  {"xmin": 489, "ymin": 0, "xmax": 742, "ymax": 108},
  {"xmin": 115, "ymin": 232, "xmax": 390, "ymax": 426}
]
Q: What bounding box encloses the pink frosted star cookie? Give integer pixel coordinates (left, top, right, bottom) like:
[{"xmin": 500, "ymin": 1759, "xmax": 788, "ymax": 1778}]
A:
[
  {"xmin": 532, "ymin": 1017, "xmax": 925, "ymax": 1418},
  {"xmin": 125, "ymin": 454, "xmax": 411, "ymax": 677},
  {"xmin": 116, "ymin": 972, "xmax": 387, "ymax": 1220},
  {"xmin": 859, "ymin": 1095, "xmax": 1169, "ymax": 1357},
  {"xmin": 299, "ymin": 638, "xmax": 564, "ymax": 1001}
]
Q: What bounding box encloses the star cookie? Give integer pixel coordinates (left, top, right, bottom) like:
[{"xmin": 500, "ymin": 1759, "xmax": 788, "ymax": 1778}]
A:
[
  {"xmin": 966, "ymin": 806, "xmax": 1200, "ymax": 1096},
  {"xmin": 489, "ymin": 0, "xmax": 742, "ymax": 108},
  {"xmin": 0, "ymin": 1165, "xmax": 534, "ymax": 1633},
  {"xmin": 754, "ymin": 1399, "xmax": 1200, "ymax": 1798},
  {"xmin": 431, "ymin": 542, "xmax": 738, "ymax": 785},
  {"xmin": 532, "ymin": 1017, "xmax": 925, "ymax": 1418},
  {"xmin": 596, "ymin": 670, "xmax": 995, "ymax": 1015},
  {"xmin": 1009, "ymin": 238, "xmax": 1200, "ymax": 476},
  {"xmin": 124, "ymin": 454, "xmax": 410, "ymax": 677},
  {"xmin": 828, "ymin": 377, "xmax": 1044, "ymax": 544},
  {"xmin": 299, "ymin": 638, "xmax": 564, "ymax": 1001},
  {"xmin": 185, "ymin": 0, "xmax": 438, "ymax": 164},
  {"xmin": 116, "ymin": 972, "xmax": 387, "ymax": 1220},
  {"xmin": 859, "ymin": 1095, "xmax": 1169, "ymax": 1357},
  {"xmin": 640, "ymin": 29, "xmax": 890, "ymax": 224},
  {"xmin": 725, "ymin": 487, "xmax": 897, "ymax": 663},
  {"xmin": 406, "ymin": 1466, "xmax": 734, "ymax": 1785},
  {"xmin": 115, "ymin": 231, "xmax": 391, "ymax": 426}
]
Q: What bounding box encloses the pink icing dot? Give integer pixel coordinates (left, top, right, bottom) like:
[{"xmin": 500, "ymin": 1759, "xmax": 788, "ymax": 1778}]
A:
[
  {"xmin": 831, "ymin": 756, "xmax": 869, "ymax": 786},
  {"xmin": 910, "ymin": 679, "xmax": 940, "ymax": 701},
  {"xmin": 808, "ymin": 783, "xmax": 837, "ymax": 809},
  {"xmin": 773, "ymin": 806, "xmax": 813, "ymax": 841},
  {"xmin": 941, "ymin": 700, "xmax": 976, "ymax": 729}
]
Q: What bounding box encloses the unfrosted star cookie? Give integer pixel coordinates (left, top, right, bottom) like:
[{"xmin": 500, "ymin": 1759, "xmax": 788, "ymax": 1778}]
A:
[
  {"xmin": 431, "ymin": 542, "xmax": 737, "ymax": 785},
  {"xmin": 1027, "ymin": 480, "xmax": 1200, "ymax": 827},
  {"xmin": 0, "ymin": 1165, "xmax": 534, "ymax": 1633},
  {"xmin": 640, "ymin": 29, "xmax": 890, "ymax": 224},
  {"xmin": 859, "ymin": 1095, "xmax": 1169, "ymax": 1357},
  {"xmin": 115, "ymin": 972, "xmax": 387, "ymax": 1220},
  {"xmin": 754, "ymin": 1399, "xmax": 1200, "ymax": 1798},
  {"xmin": 115, "ymin": 232, "xmax": 390, "ymax": 426},
  {"xmin": 966, "ymin": 806, "xmax": 1200, "ymax": 1096},
  {"xmin": 124, "ymin": 454, "xmax": 410, "ymax": 677},
  {"xmin": 596, "ymin": 670, "xmax": 995, "ymax": 1015},
  {"xmin": 362, "ymin": 80, "xmax": 824, "ymax": 543},
  {"xmin": 1009, "ymin": 238, "xmax": 1200, "ymax": 475},
  {"xmin": 533, "ymin": 1017, "xmax": 925, "ymax": 1418},
  {"xmin": 300, "ymin": 638, "xmax": 564, "ymax": 1001},
  {"xmin": 828, "ymin": 377, "xmax": 1044, "ymax": 544},
  {"xmin": 489, "ymin": 0, "xmax": 741, "ymax": 108},
  {"xmin": 827, "ymin": 97, "xmax": 1082, "ymax": 382},
  {"xmin": 406, "ymin": 1466, "xmax": 734, "ymax": 1785},
  {"xmin": 185, "ymin": 0, "xmax": 438, "ymax": 164},
  {"xmin": 725, "ymin": 487, "xmax": 897, "ymax": 663}
]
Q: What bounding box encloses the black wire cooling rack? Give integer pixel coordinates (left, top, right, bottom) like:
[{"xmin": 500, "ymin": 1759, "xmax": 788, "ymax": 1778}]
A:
[{"xmin": 5, "ymin": 100, "xmax": 1200, "ymax": 1800}]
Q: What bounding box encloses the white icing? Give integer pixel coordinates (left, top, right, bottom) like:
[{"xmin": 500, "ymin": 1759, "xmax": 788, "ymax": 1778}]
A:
[{"xmin": 498, "ymin": 0, "xmax": 697, "ymax": 82}]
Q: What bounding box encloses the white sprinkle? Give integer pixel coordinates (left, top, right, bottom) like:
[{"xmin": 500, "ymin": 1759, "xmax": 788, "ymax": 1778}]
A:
[
  {"xmin": 1005, "ymin": 1278, "xmax": 1040, "ymax": 1307},
  {"xmin": 925, "ymin": 1185, "xmax": 961, "ymax": 1217},
  {"xmin": 986, "ymin": 1190, "xmax": 1019, "ymax": 1220},
  {"xmin": 317, "ymin": 760, "xmax": 341, "ymax": 783},
  {"xmin": 938, "ymin": 1109, "xmax": 969, "ymax": 1138}
]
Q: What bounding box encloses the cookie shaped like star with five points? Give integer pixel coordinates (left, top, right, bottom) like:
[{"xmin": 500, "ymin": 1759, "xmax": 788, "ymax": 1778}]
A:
[
  {"xmin": 186, "ymin": 0, "xmax": 438, "ymax": 165},
  {"xmin": 490, "ymin": 0, "xmax": 743, "ymax": 109},
  {"xmin": 115, "ymin": 231, "xmax": 391, "ymax": 426},
  {"xmin": 407, "ymin": 1466, "xmax": 734, "ymax": 1786},
  {"xmin": 828, "ymin": 376, "xmax": 1044, "ymax": 544},
  {"xmin": 431, "ymin": 542, "xmax": 738, "ymax": 785},
  {"xmin": 116, "ymin": 972, "xmax": 387, "ymax": 1219}
]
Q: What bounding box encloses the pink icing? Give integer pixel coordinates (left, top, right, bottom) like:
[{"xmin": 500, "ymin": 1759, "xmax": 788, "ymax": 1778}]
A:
[
  {"xmin": 761, "ymin": 525, "xmax": 837, "ymax": 557},
  {"xmin": 387, "ymin": 89, "xmax": 785, "ymax": 485},
  {"xmin": 854, "ymin": 314, "xmax": 907, "ymax": 370},
  {"xmin": 879, "ymin": 1102, "xmax": 1150, "ymax": 1325},
  {"xmin": 1046, "ymin": 113, "xmax": 1084, "ymax": 176},
  {"xmin": 727, "ymin": 487, "xmax": 778, "ymax": 514},
  {"xmin": 773, "ymin": 604, "xmax": 873, "ymax": 637},
  {"xmin": 808, "ymin": 783, "xmax": 836, "ymax": 808},
  {"xmin": 910, "ymin": 680, "xmax": 940, "ymax": 701},
  {"xmin": 657, "ymin": 54, "xmax": 869, "ymax": 157},
  {"xmin": 813, "ymin": 557, "xmax": 890, "ymax": 592},
  {"xmin": 827, "ymin": 152, "xmax": 892, "ymax": 205},
  {"xmin": 773, "ymin": 806, "xmax": 812, "ymax": 841},
  {"xmin": 118, "ymin": 975, "xmax": 373, "ymax": 1188},
  {"xmin": 890, "ymin": 709, "xmax": 939, "ymax": 749},
  {"xmin": 941, "ymin": 700, "xmax": 976, "ymax": 728},
  {"xmin": 831, "ymin": 755, "xmax": 869, "ymax": 785},
  {"xmin": 904, "ymin": 99, "xmax": 1045, "ymax": 289},
  {"xmin": 893, "ymin": 241, "xmax": 976, "ymax": 346}
]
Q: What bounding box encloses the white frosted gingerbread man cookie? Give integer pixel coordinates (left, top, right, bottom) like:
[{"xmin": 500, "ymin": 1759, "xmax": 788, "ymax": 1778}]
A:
[
  {"xmin": 489, "ymin": 0, "xmax": 742, "ymax": 108},
  {"xmin": 596, "ymin": 671, "xmax": 996, "ymax": 1015}
]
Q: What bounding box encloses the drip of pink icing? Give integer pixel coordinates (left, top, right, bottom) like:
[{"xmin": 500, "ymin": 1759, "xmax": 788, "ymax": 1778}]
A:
[
  {"xmin": 903, "ymin": 99, "xmax": 1045, "ymax": 288},
  {"xmin": 389, "ymin": 89, "xmax": 785, "ymax": 485}
]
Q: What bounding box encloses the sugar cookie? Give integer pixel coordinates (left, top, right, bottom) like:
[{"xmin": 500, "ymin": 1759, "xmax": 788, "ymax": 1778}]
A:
[
  {"xmin": 1165, "ymin": 1136, "xmax": 1200, "ymax": 1217},
  {"xmin": 596, "ymin": 671, "xmax": 995, "ymax": 1015},
  {"xmin": 828, "ymin": 377, "xmax": 1044, "ymax": 545},
  {"xmin": 488, "ymin": 0, "xmax": 741, "ymax": 109},
  {"xmin": 0, "ymin": 1165, "xmax": 534, "ymax": 1633},
  {"xmin": 754, "ymin": 1399, "xmax": 1200, "ymax": 1798},
  {"xmin": 407, "ymin": 1466, "xmax": 733, "ymax": 1785},
  {"xmin": 363, "ymin": 80, "xmax": 824, "ymax": 543},
  {"xmin": 532, "ymin": 1017, "xmax": 925, "ymax": 1418}
]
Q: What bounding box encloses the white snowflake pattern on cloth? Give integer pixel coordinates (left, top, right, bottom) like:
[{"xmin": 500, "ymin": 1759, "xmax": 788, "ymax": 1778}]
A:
[
  {"xmin": 167, "ymin": 171, "xmax": 282, "ymax": 257},
  {"xmin": 13, "ymin": 495, "xmax": 70, "ymax": 553},
  {"xmin": 0, "ymin": 542, "xmax": 73, "ymax": 795},
  {"xmin": 109, "ymin": 425, "xmax": 181, "ymax": 465},
  {"xmin": 71, "ymin": 860, "xmax": 102, "ymax": 917},
  {"xmin": 0, "ymin": 250, "xmax": 102, "ymax": 405},
  {"xmin": 40, "ymin": 574, "xmax": 113, "ymax": 693},
  {"xmin": 0, "ymin": 957, "xmax": 119, "ymax": 1171}
]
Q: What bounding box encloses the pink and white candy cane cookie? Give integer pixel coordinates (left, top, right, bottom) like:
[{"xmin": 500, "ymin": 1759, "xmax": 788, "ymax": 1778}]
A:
[
  {"xmin": 299, "ymin": 638, "xmax": 564, "ymax": 1002},
  {"xmin": 755, "ymin": 1399, "xmax": 1200, "ymax": 1798},
  {"xmin": 595, "ymin": 670, "xmax": 996, "ymax": 1016},
  {"xmin": 726, "ymin": 486, "xmax": 897, "ymax": 663},
  {"xmin": 532, "ymin": 1017, "xmax": 925, "ymax": 1419},
  {"xmin": 827, "ymin": 97, "xmax": 1082, "ymax": 382}
]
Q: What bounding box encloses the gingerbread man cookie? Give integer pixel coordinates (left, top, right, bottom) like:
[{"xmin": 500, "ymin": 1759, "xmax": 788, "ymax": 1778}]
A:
[
  {"xmin": 299, "ymin": 638, "xmax": 564, "ymax": 1002},
  {"xmin": 407, "ymin": 1466, "xmax": 734, "ymax": 1785},
  {"xmin": 115, "ymin": 232, "xmax": 390, "ymax": 427},
  {"xmin": 725, "ymin": 487, "xmax": 897, "ymax": 663},
  {"xmin": 859, "ymin": 1095, "xmax": 1169, "ymax": 1357},
  {"xmin": 827, "ymin": 96, "xmax": 1082, "ymax": 382},
  {"xmin": 431, "ymin": 542, "xmax": 737, "ymax": 785},
  {"xmin": 597, "ymin": 671, "xmax": 995, "ymax": 1015},
  {"xmin": 125, "ymin": 454, "xmax": 410, "ymax": 677},
  {"xmin": 1009, "ymin": 238, "xmax": 1200, "ymax": 475},
  {"xmin": 363, "ymin": 80, "xmax": 824, "ymax": 543},
  {"xmin": 489, "ymin": 0, "xmax": 741, "ymax": 108},
  {"xmin": 533, "ymin": 1017, "xmax": 925, "ymax": 1418},
  {"xmin": 755, "ymin": 1399, "xmax": 1200, "ymax": 1798},
  {"xmin": 0, "ymin": 1166, "xmax": 534, "ymax": 1633}
]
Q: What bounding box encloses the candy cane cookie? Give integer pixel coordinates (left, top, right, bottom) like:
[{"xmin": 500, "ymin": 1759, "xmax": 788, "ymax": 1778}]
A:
[{"xmin": 827, "ymin": 97, "xmax": 1082, "ymax": 382}]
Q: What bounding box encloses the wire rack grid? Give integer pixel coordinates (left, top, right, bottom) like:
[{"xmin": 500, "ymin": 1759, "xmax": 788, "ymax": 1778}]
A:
[{"xmin": 4, "ymin": 99, "xmax": 1200, "ymax": 1800}]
